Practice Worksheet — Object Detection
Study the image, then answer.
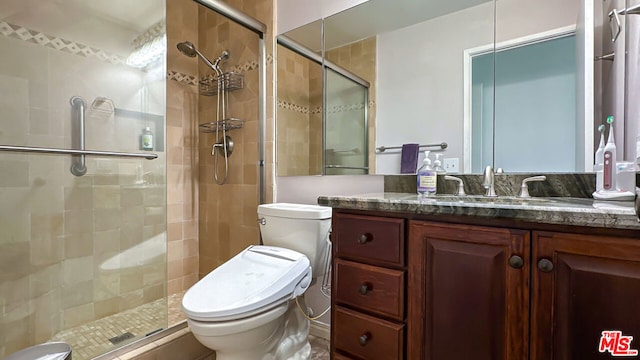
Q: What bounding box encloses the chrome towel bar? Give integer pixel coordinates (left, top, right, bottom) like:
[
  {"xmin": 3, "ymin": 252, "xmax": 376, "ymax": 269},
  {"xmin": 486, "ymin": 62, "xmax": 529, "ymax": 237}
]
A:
[
  {"xmin": 324, "ymin": 165, "xmax": 369, "ymax": 170},
  {"xmin": 376, "ymin": 142, "xmax": 448, "ymax": 153},
  {"xmin": 0, "ymin": 145, "xmax": 157, "ymax": 159}
]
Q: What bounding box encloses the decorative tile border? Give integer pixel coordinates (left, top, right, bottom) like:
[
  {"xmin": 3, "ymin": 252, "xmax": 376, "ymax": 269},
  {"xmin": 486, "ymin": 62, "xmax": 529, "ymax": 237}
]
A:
[
  {"xmin": 277, "ymin": 100, "xmax": 321, "ymax": 115},
  {"xmin": 278, "ymin": 99, "xmax": 375, "ymax": 115},
  {"xmin": 167, "ymin": 70, "xmax": 197, "ymax": 86},
  {"xmin": 0, "ymin": 21, "xmax": 126, "ymax": 65},
  {"xmin": 132, "ymin": 21, "xmax": 165, "ymax": 50}
]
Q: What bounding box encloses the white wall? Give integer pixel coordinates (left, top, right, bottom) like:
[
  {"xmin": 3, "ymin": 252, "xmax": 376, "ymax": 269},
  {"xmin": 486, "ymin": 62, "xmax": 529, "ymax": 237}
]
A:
[
  {"xmin": 275, "ymin": 175, "xmax": 383, "ymax": 204},
  {"xmin": 276, "ymin": 0, "xmax": 369, "ymax": 35},
  {"xmin": 375, "ymin": 0, "xmax": 579, "ymax": 174}
]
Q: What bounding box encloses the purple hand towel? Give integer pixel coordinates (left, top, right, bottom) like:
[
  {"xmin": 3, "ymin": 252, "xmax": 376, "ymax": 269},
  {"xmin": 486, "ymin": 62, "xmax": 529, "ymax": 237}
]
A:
[{"xmin": 400, "ymin": 143, "xmax": 419, "ymax": 174}]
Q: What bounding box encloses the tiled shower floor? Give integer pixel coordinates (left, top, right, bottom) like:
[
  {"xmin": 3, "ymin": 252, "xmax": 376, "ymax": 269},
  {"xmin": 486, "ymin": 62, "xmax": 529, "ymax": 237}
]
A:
[{"xmin": 49, "ymin": 291, "xmax": 329, "ymax": 359}]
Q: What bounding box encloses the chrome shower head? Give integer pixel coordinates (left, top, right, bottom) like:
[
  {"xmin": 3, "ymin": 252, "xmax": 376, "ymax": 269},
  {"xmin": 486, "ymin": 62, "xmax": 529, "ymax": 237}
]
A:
[
  {"xmin": 176, "ymin": 41, "xmax": 196, "ymax": 57},
  {"xmin": 176, "ymin": 41, "xmax": 217, "ymax": 70}
]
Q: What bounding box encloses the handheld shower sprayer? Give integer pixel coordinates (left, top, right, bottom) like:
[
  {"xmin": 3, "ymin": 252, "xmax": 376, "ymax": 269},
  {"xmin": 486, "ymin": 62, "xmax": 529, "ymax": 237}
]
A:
[
  {"xmin": 176, "ymin": 42, "xmax": 230, "ymax": 74},
  {"xmin": 177, "ymin": 41, "xmax": 234, "ymax": 185}
]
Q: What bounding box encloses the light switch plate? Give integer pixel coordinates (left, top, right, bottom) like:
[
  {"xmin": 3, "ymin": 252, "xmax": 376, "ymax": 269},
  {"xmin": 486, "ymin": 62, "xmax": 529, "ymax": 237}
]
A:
[{"xmin": 444, "ymin": 158, "xmax": 459, "ymax": 173}]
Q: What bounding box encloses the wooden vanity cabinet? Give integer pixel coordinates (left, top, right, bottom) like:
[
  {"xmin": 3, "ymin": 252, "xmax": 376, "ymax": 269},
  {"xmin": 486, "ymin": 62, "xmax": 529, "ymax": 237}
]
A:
[
  {"xmin": 407, "ymin": 221, "xmax": 640, "ymax": 360},
  {"xmin": 407, "ymin": 221, "xmax": 530, "ymax": 360},
  {"xmin": 331, "ymin": 213, "xmax": 406, "ymax": 360},
  {"xmin": 331, "ymin": 210, "xmax": 640, "ymax": 360},
  {"xmin": 531, "ymin": 231, "xmax": 640, "ymax": 360}
]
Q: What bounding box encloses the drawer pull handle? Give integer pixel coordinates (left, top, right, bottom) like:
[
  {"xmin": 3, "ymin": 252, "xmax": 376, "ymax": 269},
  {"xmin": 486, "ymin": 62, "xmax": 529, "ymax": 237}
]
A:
[
  {"xmin": 358, "ymin": 233, "xmax": 371, "ymax": 244},
  {"xmin": 359, "ymin": 283, "xmax": 372, "ymax": 295},
  {"xmin": 509, "ymin": 255, "xmax": 524, "ymax": 269},
  {"xmin": 359, "ymin": 332, "xmax": 371, "ymax": 346},
  {"xmin": 538, "ymin": 258, "xmax": 554, "ymax": 273}
]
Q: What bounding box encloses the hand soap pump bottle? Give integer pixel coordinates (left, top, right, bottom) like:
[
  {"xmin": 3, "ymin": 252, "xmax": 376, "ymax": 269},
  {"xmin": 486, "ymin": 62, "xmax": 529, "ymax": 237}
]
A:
[
  {"xmin": 433, "ymin": 153, "xmax": 446, "ymax": 174},
  {"xmin": 417, "ymin": 150, "xmax": 437, "ymax": 197},
  {"xmin": 602, "ymin": 116, "xmax": 617, "ymax": 191}
]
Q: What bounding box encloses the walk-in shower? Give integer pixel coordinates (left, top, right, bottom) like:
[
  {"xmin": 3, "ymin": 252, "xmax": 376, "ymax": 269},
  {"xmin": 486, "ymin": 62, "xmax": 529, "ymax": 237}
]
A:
[
  {"xmin": 0, "ymin": 0, "xmax": 267, "ymax": 358},
  {"xmin": 0, "ymin": 0, "xmax": 168, "ymax": 357}
]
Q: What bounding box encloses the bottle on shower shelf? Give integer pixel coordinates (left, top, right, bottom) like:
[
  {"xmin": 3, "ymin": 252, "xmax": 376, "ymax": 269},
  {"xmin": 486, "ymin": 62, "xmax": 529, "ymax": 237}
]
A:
[{"xmin": 141, "ymin": 126, "xmax": 154, "ymax": 151}]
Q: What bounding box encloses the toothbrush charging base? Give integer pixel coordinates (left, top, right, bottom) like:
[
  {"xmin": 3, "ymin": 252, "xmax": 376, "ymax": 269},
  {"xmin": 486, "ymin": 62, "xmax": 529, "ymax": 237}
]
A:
[{"xmin": 592, "ymin": 189, "xmax": 636, "ymax": 201}]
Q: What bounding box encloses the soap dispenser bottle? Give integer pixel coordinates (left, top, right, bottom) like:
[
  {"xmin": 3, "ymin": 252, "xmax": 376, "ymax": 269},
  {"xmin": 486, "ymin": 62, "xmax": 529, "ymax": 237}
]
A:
[
  {"xmin": 603, "ymin": 116, "xmax": 617, "ymax": 191},
  {"xmin": 417, "ymin": 151, "xmax": 437, "ymax": 197},
  {"xmin": 433, "ymin": 153, "xmax": 446, "ymax": 174}
]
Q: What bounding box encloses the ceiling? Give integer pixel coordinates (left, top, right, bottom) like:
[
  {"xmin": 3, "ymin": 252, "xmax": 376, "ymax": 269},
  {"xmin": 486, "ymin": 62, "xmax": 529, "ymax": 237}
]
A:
[{"xmin": 284, "ymin": 0, "xmax": 492, "ymax": 51}]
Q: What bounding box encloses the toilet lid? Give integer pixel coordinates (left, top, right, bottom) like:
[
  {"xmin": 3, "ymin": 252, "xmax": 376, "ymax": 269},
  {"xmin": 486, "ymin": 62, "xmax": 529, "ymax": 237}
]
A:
[{"xmin": 182, "ymin": 245, "xmax": 311, "ymax": 322}]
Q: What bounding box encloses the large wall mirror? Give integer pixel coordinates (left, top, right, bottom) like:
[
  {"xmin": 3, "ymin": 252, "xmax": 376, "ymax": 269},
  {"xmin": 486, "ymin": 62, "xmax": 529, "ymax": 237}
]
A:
[{"xmin": 276, "ymin": 0, "xmax": 633, "ymax": 176}]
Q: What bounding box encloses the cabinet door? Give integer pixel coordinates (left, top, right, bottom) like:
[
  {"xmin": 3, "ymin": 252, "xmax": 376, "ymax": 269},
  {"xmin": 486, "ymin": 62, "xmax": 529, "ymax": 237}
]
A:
[
  {"xmin": 531, "ymin": 231, "xmax": 640, "ymax": 360},
  {"xmin": 408, "ymin": 221, "xmax": 530, "ymax": 360}
]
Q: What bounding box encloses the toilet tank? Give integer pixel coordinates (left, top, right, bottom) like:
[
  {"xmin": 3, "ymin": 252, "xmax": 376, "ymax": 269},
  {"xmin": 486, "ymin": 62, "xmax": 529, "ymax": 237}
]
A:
[{"xmin": 257, "ymin": 203, "xmax": 331, "ymax": 277}]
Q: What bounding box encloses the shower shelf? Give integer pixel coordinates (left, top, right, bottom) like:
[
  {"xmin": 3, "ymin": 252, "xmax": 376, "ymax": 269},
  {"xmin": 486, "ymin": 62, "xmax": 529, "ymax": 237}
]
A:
[
  {"xmin": 199, "ymin": 118, "xmax": 244, "ymax": 132},
  {"xmin": 199, "ymin": 72, "xmax": 244, "ymax": 96}
]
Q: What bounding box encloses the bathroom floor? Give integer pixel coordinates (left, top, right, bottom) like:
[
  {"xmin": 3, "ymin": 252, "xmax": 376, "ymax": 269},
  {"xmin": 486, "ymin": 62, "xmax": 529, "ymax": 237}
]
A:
[{"xmin": 49, "ymin": 290, "xmax": 329, "ymax": 360}]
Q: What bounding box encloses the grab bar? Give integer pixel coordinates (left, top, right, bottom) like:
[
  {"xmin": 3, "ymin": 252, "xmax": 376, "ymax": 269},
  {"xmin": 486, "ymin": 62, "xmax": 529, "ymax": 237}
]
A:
[
  {"xmin": 0, "ymin": 145, "xmax": 158, "ymax": 159},
  {"xmin": 324, "ymin": 165, "xmax": 369, "ymax": 170},
  {"xmin": 376, "ymin": 142, "xmax": 448, "ymax": 153},
  {"xmin": 70, "ymin": 96, "xmax": 87, "ymax": 176}
]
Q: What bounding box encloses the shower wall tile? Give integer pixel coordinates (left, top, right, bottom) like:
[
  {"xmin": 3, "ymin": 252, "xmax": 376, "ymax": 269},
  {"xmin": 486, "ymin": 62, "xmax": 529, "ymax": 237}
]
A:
[
  {"xmin": 64, "ymin": 233, "xmax": 94, "ymax": 259},
  {"xmin": 30, "ymin": 264, "xmax": 60, "ymax": 298},
  {"xmin": 166, "ymin": 0, "xmax": 200, "ymax": 295},
  {"xmin": 63, "ymin": 302, "xmax": 94, "ymax": 329},
  {"xmin": 120, "ymin": 272, "xmax": 144, "ymax": 294},
  {"xmin": 62, "ymin": 280, "xmax": 94, "ymax": 309},
  {"xmin": 0, "ymin": 160, "xmax": 29, "ymax": 187},
  {"xmin": 29, "ymin": 233, "xmax": 64, "ymax": 267}
]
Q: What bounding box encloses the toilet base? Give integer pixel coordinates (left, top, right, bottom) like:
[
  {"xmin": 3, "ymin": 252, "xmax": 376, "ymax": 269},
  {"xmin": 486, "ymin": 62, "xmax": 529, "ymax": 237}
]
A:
[{"xmin": 190, "ymin": 297, "xmax": 312, "ymax": 360}]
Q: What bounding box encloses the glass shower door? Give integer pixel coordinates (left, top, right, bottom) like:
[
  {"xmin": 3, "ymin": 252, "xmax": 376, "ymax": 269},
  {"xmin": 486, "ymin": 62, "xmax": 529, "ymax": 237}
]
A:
[
  {"xmin": 0, "ymin": 1, "xmax": 167, "ymax": 359},
  {"xmin": 324, "ymin": 68, "xmax": 369, "ymax": 175}
]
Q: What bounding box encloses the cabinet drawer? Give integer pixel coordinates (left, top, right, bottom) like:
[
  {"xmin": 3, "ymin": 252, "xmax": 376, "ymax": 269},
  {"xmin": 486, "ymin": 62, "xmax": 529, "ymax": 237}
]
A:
[
  {"xmin": 333, "ymin": 353, "xmax": 356, "ymax": 360},
  {"xmin": 333, "ymin": 213, "xmax": 405, "ymax": 267},
  {"xmin": 333, "ymin": 306, "xmax": 404, "ymax": 360},
  {"xmin": 334, "ymin": 259, "xmax": 405, "ymax": 320}
]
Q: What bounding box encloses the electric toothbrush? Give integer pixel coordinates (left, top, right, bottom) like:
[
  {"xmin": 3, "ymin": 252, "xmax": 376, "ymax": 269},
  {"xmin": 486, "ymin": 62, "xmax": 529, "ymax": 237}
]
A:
[
  {"xmin": 603, "ymin": 116, "xmax": 617, "ymax": 191},
  {"xmin": 592, "ymin": 116, "xmax": 635, "ymax": 200},
  {"xmin": 595, "ymin": 124, "xmax": 605, "ymax": 192}
]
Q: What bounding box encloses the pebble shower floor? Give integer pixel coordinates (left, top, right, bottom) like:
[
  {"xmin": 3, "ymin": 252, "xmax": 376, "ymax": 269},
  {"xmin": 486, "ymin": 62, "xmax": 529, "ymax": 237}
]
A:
[{"xmin": 48, "ymin": 291, "xmax": 329, "ymax": 359}]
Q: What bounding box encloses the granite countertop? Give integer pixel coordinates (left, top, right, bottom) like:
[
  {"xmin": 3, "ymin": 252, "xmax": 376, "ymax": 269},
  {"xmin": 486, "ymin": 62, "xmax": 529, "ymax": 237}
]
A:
[{"xmin": 317, "ymin": 193, "xmax": 640, "ymax": 230}]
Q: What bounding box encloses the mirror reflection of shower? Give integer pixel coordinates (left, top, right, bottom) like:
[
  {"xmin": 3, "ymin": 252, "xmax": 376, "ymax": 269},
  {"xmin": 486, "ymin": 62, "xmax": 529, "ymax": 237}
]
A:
[{"xmin": 177, "ymin": 41, "xmax": 237, "ymax": 185}]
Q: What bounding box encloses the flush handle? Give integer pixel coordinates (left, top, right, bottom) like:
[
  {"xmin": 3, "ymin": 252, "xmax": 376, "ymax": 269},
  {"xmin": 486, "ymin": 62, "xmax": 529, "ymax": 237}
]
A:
[
  {"xmin": 358, "ymin": 233, "xmax": 371, "ymax": 244},
  {"xmin": 359, "ymin": 283, "xmax": 372, "ymax": 295},
  {"xmin": 359, "ymin": 332, "xmax": 371, "ymax": 346}
]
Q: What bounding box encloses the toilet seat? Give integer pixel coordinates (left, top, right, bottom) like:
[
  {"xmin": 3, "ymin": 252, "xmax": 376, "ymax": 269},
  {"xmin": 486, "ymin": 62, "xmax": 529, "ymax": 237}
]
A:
[{"xmin": 183, "ymin": 245, "xmax": 311, "ymax": 322}]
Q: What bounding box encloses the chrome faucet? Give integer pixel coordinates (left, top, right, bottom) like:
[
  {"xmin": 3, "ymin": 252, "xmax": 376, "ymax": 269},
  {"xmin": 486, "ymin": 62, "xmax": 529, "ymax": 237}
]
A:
[
  {"xmin": 518, "ymin": 175, "xmax": 547, "ymax": 198},
  {"xmin": 483, "ymin": 165, "xmax": 497, "ymax": 197}
]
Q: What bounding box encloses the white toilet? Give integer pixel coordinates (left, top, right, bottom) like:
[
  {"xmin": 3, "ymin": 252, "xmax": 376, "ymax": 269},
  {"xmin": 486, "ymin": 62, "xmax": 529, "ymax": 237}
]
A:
[{"xmin": 182, "ymin": 203, "xmax": 332, "ymax": 360}]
